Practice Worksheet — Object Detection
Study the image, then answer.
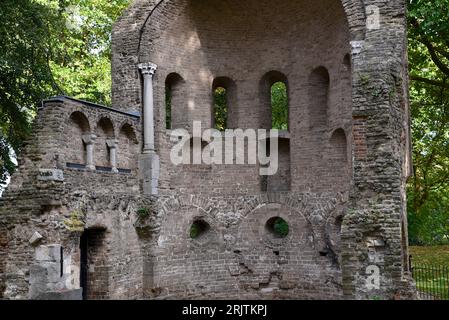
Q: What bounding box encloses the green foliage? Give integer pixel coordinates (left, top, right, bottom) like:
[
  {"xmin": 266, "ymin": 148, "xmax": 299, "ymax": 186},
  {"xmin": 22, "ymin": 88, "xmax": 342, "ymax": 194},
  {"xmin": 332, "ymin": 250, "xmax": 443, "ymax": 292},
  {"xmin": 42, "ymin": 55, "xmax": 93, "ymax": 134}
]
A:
[
  {"xmin": 410, "ymin": 246, "xmax": 449, "ymax": 299},
  {"xmin": 64, "ymin": 210, "xmax": 85, "ymax": 232},
  {"xmin": 407, "ymin": 0, "xmax": 449, "ymax": 245},
  {"xmin": 213, "ymin": 87, "xmax": 227, "ymax": 131},
  {"xmin": 0, "ymin": 0, "xmax": 59, "ymax": 185},
  {"xmin": 0, "ymin": 135, "xmax": 15, "ymax": 187},
  {"xmin": 0, "ymin": 0, "xmax": 130, "ymax": 186},
  {"xmin": 190, "ymin": 220, "xmax": 209, "ymax": 239},
  {"xmin": 272, "ymin": 217, "xmax": 289, "ymax": 238},
  {"xmin": 370, "ymin": 296, "xmax": 382, "ymax": 301},
  {"xmin": 190, "ymin": 223, "xmax": 200, "ymax": 239},
  {"xmin": 271, "ymin": 82, "xmax": 288, "ymax": 130},
  {"xmin": 408, "ymin": 0, "xmax": 449, "ymax": 48},
  {"xmin": 408, "ymin": 196, "xmax": 449, "ymax": 245},
  {"xmin": 137, "ymin": 207, "xmax": 150, "ymax": 219},
  {"xmin": 49, "ymin": 0, "xmax": 130, "ymax": 106}
]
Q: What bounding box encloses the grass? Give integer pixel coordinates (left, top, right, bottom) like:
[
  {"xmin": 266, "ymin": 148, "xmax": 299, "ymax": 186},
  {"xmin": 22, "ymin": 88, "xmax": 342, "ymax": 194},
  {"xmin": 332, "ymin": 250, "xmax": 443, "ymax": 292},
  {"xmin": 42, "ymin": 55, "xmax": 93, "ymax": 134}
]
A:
[
  {"xmin": 409, "ymin": 245, "xmax": 449, "ymax": 265},
  {"xmin": 409, "ymin": 246, "xmax": 449, "ymax": 299}
]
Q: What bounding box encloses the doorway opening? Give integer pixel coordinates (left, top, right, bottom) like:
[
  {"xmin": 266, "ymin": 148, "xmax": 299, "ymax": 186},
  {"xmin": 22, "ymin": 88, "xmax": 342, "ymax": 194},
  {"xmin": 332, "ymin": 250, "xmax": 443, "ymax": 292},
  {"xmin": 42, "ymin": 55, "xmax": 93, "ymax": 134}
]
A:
[{"xmin": 80, "ymin": 228, "xmax": 109, "ymax": 300}]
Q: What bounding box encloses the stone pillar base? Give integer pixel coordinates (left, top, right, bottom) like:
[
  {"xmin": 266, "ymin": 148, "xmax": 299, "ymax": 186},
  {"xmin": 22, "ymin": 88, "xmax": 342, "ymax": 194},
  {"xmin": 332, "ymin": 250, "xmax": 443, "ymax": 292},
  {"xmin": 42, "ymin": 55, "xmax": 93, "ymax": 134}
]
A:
[{"xmin": 140, "ymin": 152, "xmax": 160, "ymax": 196}]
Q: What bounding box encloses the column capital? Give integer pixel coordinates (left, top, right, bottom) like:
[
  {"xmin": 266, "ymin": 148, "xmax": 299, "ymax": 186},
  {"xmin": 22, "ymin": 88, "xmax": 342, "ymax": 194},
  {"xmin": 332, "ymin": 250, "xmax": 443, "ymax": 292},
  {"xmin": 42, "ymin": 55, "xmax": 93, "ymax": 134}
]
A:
[
  {"xmin": 138, "ymin": 62, "xmax": 158, "ymax": 76},
  {"xmin": 82, "ymin": 134, "xmax": 97, "ymax": 145},
  {"xmin": 106, "ymin": 139, "xmax": 118, "ymax": 149}
]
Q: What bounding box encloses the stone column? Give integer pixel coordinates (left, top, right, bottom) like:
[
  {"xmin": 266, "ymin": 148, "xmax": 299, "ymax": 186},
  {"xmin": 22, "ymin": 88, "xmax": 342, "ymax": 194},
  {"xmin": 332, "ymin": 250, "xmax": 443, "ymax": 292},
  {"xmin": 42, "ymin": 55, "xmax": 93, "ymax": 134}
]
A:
[
  {"xmin": 138, "ymin": 62, "xmax": 160, "ymax": 196},
  {"xmin": 138, "ymin": 62, "xmax": 157, "ymax": 153},
  {"xmin": 340, "ymin": 7, "xmax": 417, "ymax": 299},
  {"xmin": 82, "ymin": 134, "xmax": 97, "ymax": 171},
  {"xmin": 106, "ymin": 139, "xmax": 119, "ymax": 173}
]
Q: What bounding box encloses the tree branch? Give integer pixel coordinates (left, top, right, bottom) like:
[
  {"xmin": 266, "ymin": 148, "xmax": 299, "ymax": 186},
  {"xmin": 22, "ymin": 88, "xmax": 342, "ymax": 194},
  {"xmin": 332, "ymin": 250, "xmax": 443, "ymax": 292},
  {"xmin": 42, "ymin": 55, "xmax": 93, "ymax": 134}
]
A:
[
  {"xmin": 410, "ymin": 17, "xmax": 449, "ymax": 76},
  {"xmin": 410, "ymin": 75, "xmax": 449, "ymax": 89},
  {"xmin": 420, "ymin": 38, "xmax": 449, "ymax": 76},
  {"xmin": 435, "ymin": 45, "xmax": 449, "ymax": 61}
]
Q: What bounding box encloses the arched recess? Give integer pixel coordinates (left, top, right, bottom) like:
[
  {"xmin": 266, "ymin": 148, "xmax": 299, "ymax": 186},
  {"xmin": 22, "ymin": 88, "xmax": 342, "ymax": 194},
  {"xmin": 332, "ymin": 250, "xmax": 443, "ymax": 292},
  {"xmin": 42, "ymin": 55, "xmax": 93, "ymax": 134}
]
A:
[
  {"xmin": 118, "ymin": 123, "xmax": 139, "ymax": 171},
  {"xmin": 329, "ymin": 54, "xmax": 352, "ymax": 130},
  {"xmin": 308, "ymin": 67, "xmax": 330, "ymax": 130},
  {"xmin": 113, "ymin": 0, "xmax": 367, "ymax": 112},
  {"xmin": 265, "ymin": 137, "xmax": 291, "ymax": 192},
  {"xmin": 259, "ymin": 71, "xmax": 290, "ymax": 192},
  {"xmin": 328, "ymin": 129, "xmax": 349, "ymax": 190},
  {"xmin": 95, "ymin": 118, "xmax": 115, "ymax": 168},
  {"xmin": 165, "ymin": 73, "xmax": 186, "ymax": 130},
  {"xmin": 183, "ymin": 137, "xmax": 209, "ymax": 166},
  {"xmin": 212, "ymin": 77, "xmax": 237, "ymax": 130},
  {"xmin": 343, "ymin": 53, "xmax": 351, "ymax": 70},
  {"xmin": 67, "ymin": 111, "xmax": 91, "ymax": 165},
  {"xmin": 135, "ymin": 0, "xmax": 366, "ymax": 62},
  {"xmin": 134, "ymin": 0, "xmax": 356, "ymax": 196},
  {"xmin": 259, "ymin": 71, "xmax": 289, "ymax": 130}
]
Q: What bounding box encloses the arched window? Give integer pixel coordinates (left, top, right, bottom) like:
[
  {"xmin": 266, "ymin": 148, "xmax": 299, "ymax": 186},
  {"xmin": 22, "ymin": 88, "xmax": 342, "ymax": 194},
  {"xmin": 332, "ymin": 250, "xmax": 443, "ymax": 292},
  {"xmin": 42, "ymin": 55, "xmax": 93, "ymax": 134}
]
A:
[
  {"xmin": 260, "ymin": 71, "xmax": 290, "ymax": 192},
  {"xmin": 328, "ymin": 128, "xmax": 349, "ymax": 190},
  {"xmin": 190, "ymin": 220, "xmax": 210, "ymax": 239},
  {"xmin": 260, "ymin": 71, "xmax": 289, "ymax": 130},
  {"xmin": 308, "ymin": 67, "xmax": 330, "ymax": 129},
  {"xmin": 213, "ymin": 86, "xmax": 227, "ymax": 131},
  {"xmin": 265, "ymin": 217, "xmax": 290, "ymax": 238},
  {"xmin": 271, "ymin": 81, "xmax": 288, "ymax": 130},
  {"xmin": 118, "ymin": 123, "xmax": 138, "ymax": 171},
  {"xmin": 262, "ymin": 136, "xmax": 291, "ymax": 192},
  {"xmin": 165, "ymin": 84, "xmax": 172, "ymax": 130},
  {"xmin": 96, "ymin": 118, "xmax": 115, "ymax": 169},
  {"xmin": 165, "ymin": 73, "xmax": 185, "ymax": 130},
  {"xmin": 212, "ymin": 77, "xmax": 236, "ymax": 130},
  {"xmin": 67, "ymin": 112, "xmax": 90, "ymax": 165}
]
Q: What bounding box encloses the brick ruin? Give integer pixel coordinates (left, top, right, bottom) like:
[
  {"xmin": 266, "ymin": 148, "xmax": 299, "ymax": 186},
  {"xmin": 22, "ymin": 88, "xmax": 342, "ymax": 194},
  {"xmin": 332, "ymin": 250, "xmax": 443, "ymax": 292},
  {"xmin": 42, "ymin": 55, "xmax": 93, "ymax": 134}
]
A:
[{"xmin": 0, "ymin": 0, "xmax": 417, "ymax": 300}]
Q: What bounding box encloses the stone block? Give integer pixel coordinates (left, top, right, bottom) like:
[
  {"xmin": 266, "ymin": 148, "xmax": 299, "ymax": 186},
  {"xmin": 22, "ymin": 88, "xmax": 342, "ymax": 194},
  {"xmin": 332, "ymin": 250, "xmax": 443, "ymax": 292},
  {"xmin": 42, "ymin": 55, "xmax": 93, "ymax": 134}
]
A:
[
  {"xmin": 29, "ymin": 232, "xmax": 43, "ymax": 246},
  {"xmin": 35, "ymin": 244, "xmax": 62, "ymax": 262},
  {"xmin": 37, "ymin": 169, "xmax": 64, "ymax": 182},
  {"xmin": 140, "ymin": 152, "xmax": 160, "ymax": 196}
]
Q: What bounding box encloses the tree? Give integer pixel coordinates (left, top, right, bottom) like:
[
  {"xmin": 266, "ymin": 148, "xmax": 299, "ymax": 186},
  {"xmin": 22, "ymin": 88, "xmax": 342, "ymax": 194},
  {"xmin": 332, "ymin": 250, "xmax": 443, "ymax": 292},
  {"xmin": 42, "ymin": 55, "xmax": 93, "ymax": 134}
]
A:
[
  {"xmin": 0, "ymin": 0, "xmax": 130, "ymax": 187},
  {"xmin": 0, "ymin": 0, "xmax": 60, "ymax": 186},
  {"xmin": 407, "ymin": 0, "xmax": 449, "ymax": 245},
  {"xmin": 50, "ymin": 0, "xmax": 130, "ymax": 106}
]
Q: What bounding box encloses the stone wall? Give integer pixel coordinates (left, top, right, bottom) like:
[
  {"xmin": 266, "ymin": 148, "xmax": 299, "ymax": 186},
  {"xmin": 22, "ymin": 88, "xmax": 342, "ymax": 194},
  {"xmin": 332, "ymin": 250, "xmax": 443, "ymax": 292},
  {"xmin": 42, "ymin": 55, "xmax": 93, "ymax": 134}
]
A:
[
  {"xmin": 149, "ymin": 193, "xmax": 347, "ymax": 299},
  {"xmin": 137, "ymin": 0, "xmax": 354, "ymax": 198},
  {"xmin": 132, "ymin": 0, "xmax": 353, "ymax": 299},
  {"xmin": 1, "ymin": 0, "xmax": 416, "ymax": 300},
  {"xmin": 111, "ymin": 0, "xmax": 414, "ymax": 299},
  {"xmin": 0, "ymin": 97, "xmax": 144, "ymax": 299},
  {"xmin": 0, "ymin": 222, "xmax": 7, "ymax": 298}
]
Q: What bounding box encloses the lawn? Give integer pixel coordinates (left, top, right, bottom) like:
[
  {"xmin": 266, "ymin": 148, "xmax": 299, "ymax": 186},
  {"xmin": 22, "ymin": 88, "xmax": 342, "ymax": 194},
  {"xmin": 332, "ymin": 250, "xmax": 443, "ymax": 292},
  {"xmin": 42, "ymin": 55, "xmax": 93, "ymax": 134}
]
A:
[
  {"xmin": 409, "ymin": 246, "xmax": 449, "ymax": 300},
  {"xmin": 409, "ymin": 245, "xmax": 449, "ymax": 265}
]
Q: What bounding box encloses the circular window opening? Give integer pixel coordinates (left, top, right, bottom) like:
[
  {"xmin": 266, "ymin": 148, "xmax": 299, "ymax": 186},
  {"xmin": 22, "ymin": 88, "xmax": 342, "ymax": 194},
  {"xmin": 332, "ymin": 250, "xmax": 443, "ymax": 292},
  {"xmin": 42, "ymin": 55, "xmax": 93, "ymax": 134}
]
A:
[
  {"xmin": 190, "ymin": 220, "xmax": 210, "ymax": 239},
  {"xmin": 266, "ymin": 217, "xmax": 289, "ymax": 238}
]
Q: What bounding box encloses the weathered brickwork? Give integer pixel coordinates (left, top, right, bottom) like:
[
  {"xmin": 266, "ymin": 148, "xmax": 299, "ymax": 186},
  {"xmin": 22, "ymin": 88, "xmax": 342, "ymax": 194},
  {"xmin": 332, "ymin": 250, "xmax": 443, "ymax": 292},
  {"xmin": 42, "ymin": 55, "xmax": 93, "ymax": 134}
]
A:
[
  {"xmin": 0, "ymin": 97, "xmax": 144, "ymax": 299},
  {"xmin": 0, "ymin": 0, "xmax": 417, "ymax": 300},
  {"xmin": 0, "ymin": 222, "xmax": 7, "ymax": 298},
  {"xmin": 146, "ymin": 193, "xmax": 347, "ymax": 299}
]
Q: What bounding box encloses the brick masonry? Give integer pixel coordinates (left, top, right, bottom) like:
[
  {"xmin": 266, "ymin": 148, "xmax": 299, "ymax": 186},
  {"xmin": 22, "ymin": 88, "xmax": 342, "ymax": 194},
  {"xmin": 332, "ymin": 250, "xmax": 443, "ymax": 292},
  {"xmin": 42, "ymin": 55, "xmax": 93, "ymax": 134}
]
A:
[{"xmin": 0, "ymin": 0, "xmax": 417, "ymax": 300}]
